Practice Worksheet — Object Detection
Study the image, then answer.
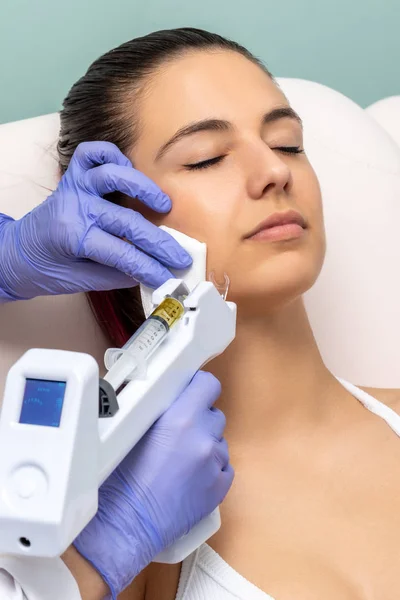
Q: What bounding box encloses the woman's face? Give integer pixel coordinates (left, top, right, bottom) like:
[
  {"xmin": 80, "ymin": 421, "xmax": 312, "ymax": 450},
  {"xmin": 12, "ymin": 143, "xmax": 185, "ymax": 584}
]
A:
[{"xmin": 128, "ymin": 50, "xmax": 325, "ymax": 312}]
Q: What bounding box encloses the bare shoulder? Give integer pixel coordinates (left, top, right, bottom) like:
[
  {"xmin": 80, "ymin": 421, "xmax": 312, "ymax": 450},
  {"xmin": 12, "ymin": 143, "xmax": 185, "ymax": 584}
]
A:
[{"xmin": 359, "ymin": 386, "xmax": 400, "ymax": 413}]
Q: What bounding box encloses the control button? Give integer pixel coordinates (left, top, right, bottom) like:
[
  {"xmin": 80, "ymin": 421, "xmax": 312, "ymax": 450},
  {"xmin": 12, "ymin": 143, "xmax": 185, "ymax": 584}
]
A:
[{"xmin": 10, "ymin": 466, "xmax": 48, "ymax": 500}]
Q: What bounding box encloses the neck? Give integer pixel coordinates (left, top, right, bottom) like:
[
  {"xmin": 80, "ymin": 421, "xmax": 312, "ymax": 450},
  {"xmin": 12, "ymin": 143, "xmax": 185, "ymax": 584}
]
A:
[{"xmin": 208, "ymin": 298, "xmax": 337, "ymax": 445}]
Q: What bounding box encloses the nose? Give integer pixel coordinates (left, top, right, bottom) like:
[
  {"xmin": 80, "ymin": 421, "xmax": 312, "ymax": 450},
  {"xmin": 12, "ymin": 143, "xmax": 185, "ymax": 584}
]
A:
[{"xmin": 244, "ymin": 141, "xmax": 292, "ymax": 200}]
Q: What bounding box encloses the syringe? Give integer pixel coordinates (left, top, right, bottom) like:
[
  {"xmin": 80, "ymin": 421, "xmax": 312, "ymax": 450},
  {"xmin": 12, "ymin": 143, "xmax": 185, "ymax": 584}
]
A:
[{"xmin": 104, "ymin": 282, "xmax": 189, "ymax": 389}]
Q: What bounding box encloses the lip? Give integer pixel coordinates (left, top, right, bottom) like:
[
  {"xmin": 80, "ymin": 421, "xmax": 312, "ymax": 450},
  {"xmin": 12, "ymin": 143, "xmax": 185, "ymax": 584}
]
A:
[{"xmin": 244, "ymin": 209, "xmax": 307, "ymax": 240}]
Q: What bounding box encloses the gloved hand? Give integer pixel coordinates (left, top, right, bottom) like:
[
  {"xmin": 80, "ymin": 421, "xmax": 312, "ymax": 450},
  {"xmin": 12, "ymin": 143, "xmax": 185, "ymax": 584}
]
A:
[
  {"xmin": 73, "ymin": 371, "xmax": 234, "ymax": 599},
  {"xmin": 0, "ymin": 141, "xmax": 192, "ymax": 301}
]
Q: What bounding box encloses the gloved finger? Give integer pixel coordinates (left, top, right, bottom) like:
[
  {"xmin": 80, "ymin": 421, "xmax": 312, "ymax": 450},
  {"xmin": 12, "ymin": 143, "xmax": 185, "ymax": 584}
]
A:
[
  {"xmin": 83, "ymin": 163, "xmax": 172, "ymax": 213},
  {"xmin": 214, "ymin": 438, "xmax": 230, "ymax": 470},
  {"xmin": 187, "ymin": 372, "xmax": 222, "ymax": 411},
  {"xmin": 167, "ymin": 372, "xmax": 222, "ymax": 421},
  {"xmin": 70, "ymin": 141, "xmax": 132, "ymax": 171},
  {"xmin": 197, "ymin": 371, "xmax": 222, "ymax": 409},
  {"xmin": 205, "ymin": 407, "xmax": 226, "ymax": 441},
  {"xmin": 68, "ymin": 261, "xmax": 140, "ymax": 292},
  {"xmin": 78, "ymin": 227, "xmax": 175, "ymax": 288},
  {"xmin": 92, "ymin": 197, "xmax": 192, "ymax": 269}
]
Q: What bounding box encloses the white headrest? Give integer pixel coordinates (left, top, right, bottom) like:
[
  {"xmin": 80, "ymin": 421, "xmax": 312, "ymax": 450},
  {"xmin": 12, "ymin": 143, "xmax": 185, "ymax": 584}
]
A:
[
  {"xmin": 0, "ymin": 78, "xmax": 399, "ymax": 394},
  {"xmin": 277, "ymin": 78, "xmax": 400, "ymax": 386},
  {"xmin": 366, "ymin": 96, "xmax": 400, "ymax": 149},
  {"xmin": 0, "ymin": 114, "xmax": 60, "ymax": 218}
]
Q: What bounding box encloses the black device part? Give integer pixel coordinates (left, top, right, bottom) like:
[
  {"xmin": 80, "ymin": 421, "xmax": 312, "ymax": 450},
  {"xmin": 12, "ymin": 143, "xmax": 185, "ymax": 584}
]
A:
[{"xmin": 99, "ymin": 378, "xmax": 119, "ymax": 418}]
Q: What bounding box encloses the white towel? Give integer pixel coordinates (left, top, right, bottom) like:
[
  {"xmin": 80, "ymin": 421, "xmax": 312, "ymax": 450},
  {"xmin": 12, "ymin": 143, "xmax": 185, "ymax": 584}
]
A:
[{"xmin": 140, "ymin": 226, "xmax": 207, "ymax": 318}]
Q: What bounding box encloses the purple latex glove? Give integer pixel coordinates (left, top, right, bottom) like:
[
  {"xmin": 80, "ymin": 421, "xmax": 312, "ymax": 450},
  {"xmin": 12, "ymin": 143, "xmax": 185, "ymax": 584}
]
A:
[
  {"xmin": 0, "ymin": 141, "xmax": 192, "ymax": 301},
  {"xmin": 74, "ymin": 371, "xmax": 234, "ymax": 599}
]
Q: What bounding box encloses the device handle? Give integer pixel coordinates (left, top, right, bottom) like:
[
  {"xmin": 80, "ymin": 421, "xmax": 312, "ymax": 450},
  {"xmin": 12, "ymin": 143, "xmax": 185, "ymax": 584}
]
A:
[{"xmin": 153, "ymin": 508, "xmax": 221, "ymax": 563}]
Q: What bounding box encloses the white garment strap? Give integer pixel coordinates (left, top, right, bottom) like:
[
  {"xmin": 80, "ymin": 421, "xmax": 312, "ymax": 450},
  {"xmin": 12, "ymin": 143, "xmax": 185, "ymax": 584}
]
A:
[{"xmin": 337, "ymin": 378, "xmax": 400, "ymax": 436}]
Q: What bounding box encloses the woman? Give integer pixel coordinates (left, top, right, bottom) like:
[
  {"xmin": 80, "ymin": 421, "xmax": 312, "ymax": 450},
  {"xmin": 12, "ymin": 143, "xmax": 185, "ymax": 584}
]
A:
[{"xmin": 58, "ymin": 28, "xmax": 400, "ymax": 600}]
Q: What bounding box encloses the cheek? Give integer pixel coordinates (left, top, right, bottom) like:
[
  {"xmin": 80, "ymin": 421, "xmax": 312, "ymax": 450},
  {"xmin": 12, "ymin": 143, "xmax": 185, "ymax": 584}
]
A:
[
  {"xmin": 165, "ymin": 195, "xmax": 238, "ymax": 280},
  {"xmin": 122, "ymin": 172, "xmax": 242, "ymax": 279},
  {"xmin": 296, "ymin": 163, "xmax": 324, "ymax": 225},
  {"xmin": 297, "ymin": 165, "xmax": 326, "ymax": 260},
  {"xmin": 131, "ymin": 147, "xmax": 246, "ymax": 251},
  {"xmin": 150, "ymin": 174, "xmax": 244, "ymax": 275},
  {"xmin": 291, "ymin": 163, "xmax": 326, "ymax": 253}
]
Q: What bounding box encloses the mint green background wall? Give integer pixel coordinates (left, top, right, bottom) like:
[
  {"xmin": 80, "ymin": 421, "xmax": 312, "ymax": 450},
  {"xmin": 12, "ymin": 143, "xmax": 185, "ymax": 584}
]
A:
[{"xmin": 0, "ymin": 0, "xmax": 399, "ymax": 124}]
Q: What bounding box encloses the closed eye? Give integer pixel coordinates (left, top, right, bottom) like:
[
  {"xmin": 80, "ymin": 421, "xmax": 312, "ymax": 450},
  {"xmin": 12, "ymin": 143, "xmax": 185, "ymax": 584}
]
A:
[
  {"xmin": 183, "ymin": 155, "xmax": 226, "ymax": 171},
  {"xmin": 273, "ymin": 146, "xmax": 304, "ymax": 155},
  {"xmin": 183, "ymin": 146, "xmax": 303, "ymax": 171}
]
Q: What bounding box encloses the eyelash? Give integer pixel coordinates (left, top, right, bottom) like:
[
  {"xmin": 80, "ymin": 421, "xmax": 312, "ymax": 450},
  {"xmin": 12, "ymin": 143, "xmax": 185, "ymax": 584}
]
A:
[{"xmin": 184, "ymin": 146, "xmax": 304, "ymax": 171}]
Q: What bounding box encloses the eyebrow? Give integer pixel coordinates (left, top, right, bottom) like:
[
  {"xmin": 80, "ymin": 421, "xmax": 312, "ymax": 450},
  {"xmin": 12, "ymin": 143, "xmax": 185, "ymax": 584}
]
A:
[{"xmin": 155, "ymin": 106, "xmax": 302, "ymax": 161}]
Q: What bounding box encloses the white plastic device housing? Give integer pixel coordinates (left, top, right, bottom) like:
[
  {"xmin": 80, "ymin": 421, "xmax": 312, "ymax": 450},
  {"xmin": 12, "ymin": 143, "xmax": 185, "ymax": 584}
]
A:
[
  {"xmin": 0, "ymin": 350, "xmax": 99, "ymax": 557},
  {"xmin": 0, "ymin": 280, "xmax": 236, "ymax": 561}
]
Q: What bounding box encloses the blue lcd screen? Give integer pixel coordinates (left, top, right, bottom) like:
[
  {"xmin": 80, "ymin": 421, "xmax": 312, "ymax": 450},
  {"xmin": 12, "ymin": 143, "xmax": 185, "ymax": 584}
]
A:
[{"xmin": 19, "ymin": 378, "xmax": 66, "ymax": 428}]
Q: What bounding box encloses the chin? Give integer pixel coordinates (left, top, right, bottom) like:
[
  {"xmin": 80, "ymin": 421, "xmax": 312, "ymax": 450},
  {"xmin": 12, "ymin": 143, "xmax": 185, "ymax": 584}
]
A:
[{"xmin": 229, "ymin": 252, "xmax": 324, "ymax": 314}]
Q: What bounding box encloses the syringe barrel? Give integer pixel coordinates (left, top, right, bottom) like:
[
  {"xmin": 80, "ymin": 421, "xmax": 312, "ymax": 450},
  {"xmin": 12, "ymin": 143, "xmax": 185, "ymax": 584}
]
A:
[{"xmin": 106, "ymin": 296, "xmax": 185, "ymax": 380}]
